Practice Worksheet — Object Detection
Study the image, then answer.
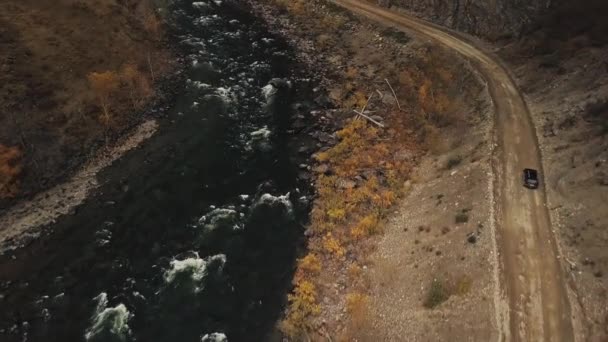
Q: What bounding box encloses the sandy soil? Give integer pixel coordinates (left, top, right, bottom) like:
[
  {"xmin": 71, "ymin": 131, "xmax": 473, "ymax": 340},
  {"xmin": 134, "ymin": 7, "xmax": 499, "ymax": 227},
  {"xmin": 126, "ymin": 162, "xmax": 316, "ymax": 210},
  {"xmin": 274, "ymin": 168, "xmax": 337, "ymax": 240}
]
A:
[{"xmin": 366, "ymin": 118, "xmax": 499, "ymax": 341}]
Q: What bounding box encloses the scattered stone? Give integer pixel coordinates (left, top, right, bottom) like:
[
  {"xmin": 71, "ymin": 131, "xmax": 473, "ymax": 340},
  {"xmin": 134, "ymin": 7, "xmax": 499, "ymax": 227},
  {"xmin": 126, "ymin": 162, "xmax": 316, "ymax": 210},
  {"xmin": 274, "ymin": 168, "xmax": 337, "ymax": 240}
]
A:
[
  {"xmin": 582, "ymin": 257, "xmax": 594, "ymax": 266},
  {"xmin": 337, "ymin": 178, "xmax": 356, "ymax": 189},
  {"xmin": 314, "ymin": 94, "xmax": 332, "ymax": 108},
  {"xmin": 298, "ymin": 171, "xmax": 312, "ymax": 181},
  {"xmin": 403, "ymin": 179, "xmax": 412, "ymax": 191},
  {"xmin": 314, "ymin": 164, "xmax": 330, "ymax": 174},
  {"xmin": 315, "ymin": 132, "xmax": 334, "ymax": 143},
  {"xmin": 304, "ymin": 228, "xmax": 314, "ymax": 237},
  {"xmin": 297, "ymin": 145, "xmax": 310, "ymax": 154},
  {"xmin": 380, "ymin": 91, "xmax": 396, "ymax": 105}
]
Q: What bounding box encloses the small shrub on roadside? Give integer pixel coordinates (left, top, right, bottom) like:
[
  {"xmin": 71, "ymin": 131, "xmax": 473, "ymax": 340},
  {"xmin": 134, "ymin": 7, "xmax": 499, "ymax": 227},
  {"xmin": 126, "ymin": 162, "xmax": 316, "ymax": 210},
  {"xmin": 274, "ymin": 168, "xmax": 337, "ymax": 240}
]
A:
[
  {"xmin": 454, "ymin": 275, "xmax": 472, "ymax": 296},
  {"xmin": 446, "ymin": 155, "xmax": 462, "ymax": 169},
  {"xmin": 380, "ymin": 27, "xmax": 410, "ymax": 44},
  {"xmin": 455, "ymin": 212, "xmax": 469, "ymax": 224},
  {"xmin": 424, "ymin": 278, "xmax": 450, "ymax": 308}
]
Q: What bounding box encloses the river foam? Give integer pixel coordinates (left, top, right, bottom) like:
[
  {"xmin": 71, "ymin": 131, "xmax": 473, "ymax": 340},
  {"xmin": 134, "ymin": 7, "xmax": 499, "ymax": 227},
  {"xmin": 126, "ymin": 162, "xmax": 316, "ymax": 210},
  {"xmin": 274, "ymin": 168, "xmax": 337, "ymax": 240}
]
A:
[
  {"xmin": 164, "ymin": 253, "xmax": 227, "ymax": 293},
  {"xmin": 84, "ymin": 292, "xmax": 132, "ymax": 342},
  {"xmin": 254, "ymin": 193, "xmax": 293, "ymax": 214},
  {"xmin": 198, "ymin": 208, "xmax": 242, "ymax": 231},
  {"xmin": 201, "ymin": 332, "xmax": 228, "ymax": 341}
]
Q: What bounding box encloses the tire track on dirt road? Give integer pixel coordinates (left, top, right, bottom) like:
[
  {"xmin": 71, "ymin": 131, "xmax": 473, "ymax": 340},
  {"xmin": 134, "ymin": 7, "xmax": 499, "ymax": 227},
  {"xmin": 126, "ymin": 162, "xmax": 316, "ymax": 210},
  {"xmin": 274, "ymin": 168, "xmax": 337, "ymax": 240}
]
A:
[{"xmin": 330, "ymin": 0, "xmax": 576, "ymax": 340}]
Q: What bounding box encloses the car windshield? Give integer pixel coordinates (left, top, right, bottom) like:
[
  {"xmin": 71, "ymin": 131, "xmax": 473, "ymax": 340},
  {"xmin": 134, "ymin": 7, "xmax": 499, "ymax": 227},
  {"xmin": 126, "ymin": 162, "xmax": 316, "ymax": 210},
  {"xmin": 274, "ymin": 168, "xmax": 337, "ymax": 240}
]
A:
[{"xmin": 525, "ymin": 170, "xmax": 538, "ymax": 179}]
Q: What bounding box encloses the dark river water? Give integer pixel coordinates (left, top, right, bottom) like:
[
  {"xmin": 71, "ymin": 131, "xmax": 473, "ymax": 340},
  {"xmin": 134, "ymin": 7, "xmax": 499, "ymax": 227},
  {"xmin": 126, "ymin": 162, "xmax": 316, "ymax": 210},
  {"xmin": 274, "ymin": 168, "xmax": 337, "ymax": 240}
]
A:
[{"xmin": 0, "ymin": 0, "xmax": 319, "ymax": 341}]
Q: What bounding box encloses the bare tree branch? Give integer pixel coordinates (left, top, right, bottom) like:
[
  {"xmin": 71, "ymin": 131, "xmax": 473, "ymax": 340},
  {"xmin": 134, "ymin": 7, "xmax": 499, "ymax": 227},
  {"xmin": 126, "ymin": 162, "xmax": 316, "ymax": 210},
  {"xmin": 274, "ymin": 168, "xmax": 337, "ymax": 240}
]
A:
[
  {"xmin": 355, "ymin": 93, "xmax": 374, "ymax": 121},
  {"xmin": 384, "ymin": 78, "xmax": 402, "ymax": 111},
  {"xmin": 353, "ymin": 110, "xmax": 385, "ymax": 127}
]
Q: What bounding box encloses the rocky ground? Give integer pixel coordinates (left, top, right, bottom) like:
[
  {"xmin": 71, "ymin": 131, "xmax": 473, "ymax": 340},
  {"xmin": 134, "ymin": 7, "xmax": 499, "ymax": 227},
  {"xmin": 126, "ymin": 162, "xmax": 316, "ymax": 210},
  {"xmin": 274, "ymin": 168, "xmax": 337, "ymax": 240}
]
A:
[
  {"xmin": 386, "ymin": 0, "xmax": 548, "ymax": 41},
  {"xmin": 384, "ymin": 0, "xmax": 608, "ymax": 45},
  {"xmin": 365, "ymin": 115, "xmax": 498, "ymax": 341},
  {"xmin": 250, "ymin": 0, "xmax": 493, "ymax": 339},
  {"xmin": 498, "ymin": 19, "xmax": 608, "ymax": 341}
]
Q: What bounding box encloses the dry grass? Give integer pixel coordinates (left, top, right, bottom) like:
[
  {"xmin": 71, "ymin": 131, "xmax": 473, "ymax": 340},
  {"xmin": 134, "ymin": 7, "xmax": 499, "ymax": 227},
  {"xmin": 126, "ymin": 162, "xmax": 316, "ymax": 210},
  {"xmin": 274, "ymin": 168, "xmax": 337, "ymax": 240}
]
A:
[
  {"xmin": 394, "ymin": 47, "xmax": 471, "ymax": 150},
  {"xmin": 0, "ymin": 0, "xmax": 174, "ymax": 199},
  {"xmin": 281, "ymin": 116, "xmax": 418, "ymax": 337},
  {"xmin": 373, "ymin": 257, "xmax": 399, "ymax": 287},
  {"xmin": 275, "ymin": 0, "xmax": 307, "ymax": 16},
  {"xmin": 340, "ymin": 291, "xmax": 381, "ymax": 341},
  {"xmin": 88, "ymin": 64, "xmax": 156, "ymax": 125}
]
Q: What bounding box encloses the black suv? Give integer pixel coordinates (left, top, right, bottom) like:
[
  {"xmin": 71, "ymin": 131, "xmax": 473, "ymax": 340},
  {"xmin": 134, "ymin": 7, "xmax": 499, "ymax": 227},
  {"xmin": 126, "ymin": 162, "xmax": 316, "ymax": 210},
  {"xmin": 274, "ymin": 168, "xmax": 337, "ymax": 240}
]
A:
[{"xmin": 523, "ymin": 168, "xmax": 539, "ymax": 189}]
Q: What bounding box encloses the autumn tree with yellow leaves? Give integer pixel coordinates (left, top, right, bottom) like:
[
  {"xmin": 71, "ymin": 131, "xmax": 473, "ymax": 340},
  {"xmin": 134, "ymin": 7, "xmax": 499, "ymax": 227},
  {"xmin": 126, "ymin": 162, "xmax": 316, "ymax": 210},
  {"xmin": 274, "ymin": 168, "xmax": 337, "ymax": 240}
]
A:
[{"xmin": 87, "ymin": 71, "xmax": 120, "ymax": 124}]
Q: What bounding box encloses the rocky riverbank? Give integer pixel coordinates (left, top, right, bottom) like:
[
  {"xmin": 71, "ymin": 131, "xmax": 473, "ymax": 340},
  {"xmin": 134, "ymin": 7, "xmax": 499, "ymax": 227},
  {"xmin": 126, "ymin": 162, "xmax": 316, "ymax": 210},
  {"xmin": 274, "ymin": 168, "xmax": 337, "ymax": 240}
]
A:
[{"xmin": 249, "ymin": 0, "xmax": 491, "ymax": 339}]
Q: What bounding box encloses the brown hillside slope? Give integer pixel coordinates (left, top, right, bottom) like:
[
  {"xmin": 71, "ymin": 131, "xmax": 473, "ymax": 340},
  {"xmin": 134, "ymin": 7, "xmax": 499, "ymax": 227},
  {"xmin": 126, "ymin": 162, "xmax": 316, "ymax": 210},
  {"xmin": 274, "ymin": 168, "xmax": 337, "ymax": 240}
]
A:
[{"xmin": 0, "ymin": 0, "xmax": 172, "ymax": 206}]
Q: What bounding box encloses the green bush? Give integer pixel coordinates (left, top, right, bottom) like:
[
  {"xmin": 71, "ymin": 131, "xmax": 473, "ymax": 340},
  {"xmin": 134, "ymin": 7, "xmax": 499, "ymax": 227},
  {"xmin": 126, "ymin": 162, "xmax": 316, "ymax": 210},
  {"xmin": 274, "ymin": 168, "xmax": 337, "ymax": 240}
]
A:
[{"xmin": 424, "ymin": 278, "xmax": 449, "ymax": 308}]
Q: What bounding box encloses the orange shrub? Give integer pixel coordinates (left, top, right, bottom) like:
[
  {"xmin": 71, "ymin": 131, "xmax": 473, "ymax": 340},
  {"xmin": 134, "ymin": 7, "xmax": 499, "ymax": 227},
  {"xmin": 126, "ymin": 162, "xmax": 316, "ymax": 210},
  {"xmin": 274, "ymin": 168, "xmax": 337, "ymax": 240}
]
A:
[
  {"xmin": 296, "ymin": 254, "xmax": 321, "ymax": 281},
  {"xmin": 323, "ymin": 233, "xmax": 346, "ymax": 257},
  {"xmin": 0, "ymin": 145, "xmax": 22, "ymax": 199},
  {"xmin": 281, "ymin": 280, "xmax": 320, "ymax": 338},
  {"xmin": 351, "ymin": 214, "xmax": 380, "ymax": 239}
]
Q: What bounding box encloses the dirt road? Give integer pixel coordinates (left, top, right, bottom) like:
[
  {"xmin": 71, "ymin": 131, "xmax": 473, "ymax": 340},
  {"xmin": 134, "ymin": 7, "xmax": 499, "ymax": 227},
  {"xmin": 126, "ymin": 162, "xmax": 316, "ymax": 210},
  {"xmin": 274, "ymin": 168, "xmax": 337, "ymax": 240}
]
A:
[{"xmin": 330, "ymin": 0, "xmax": 575, "ymax": 340}]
